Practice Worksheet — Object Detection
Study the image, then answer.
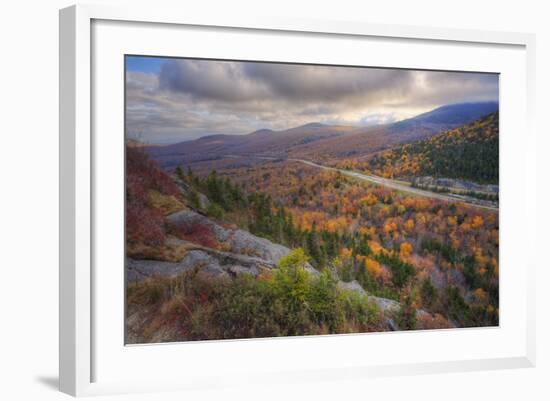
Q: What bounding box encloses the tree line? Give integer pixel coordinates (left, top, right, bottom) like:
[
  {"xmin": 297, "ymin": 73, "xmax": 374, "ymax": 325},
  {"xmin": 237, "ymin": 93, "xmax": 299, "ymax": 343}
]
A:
[{"xmin": 176, "ymin": 166, "xmax": 417, "ymax": 294}]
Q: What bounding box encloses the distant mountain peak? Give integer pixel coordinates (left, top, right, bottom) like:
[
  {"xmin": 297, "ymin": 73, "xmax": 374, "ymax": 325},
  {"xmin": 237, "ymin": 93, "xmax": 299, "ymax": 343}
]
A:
[
  {"xmin": 249, "ymin": 122, "xmax": 329, "ymax": 136},
  {"xmin": 392, "ymin": 102, "xmax": 498, "ymax": 130},
  {"xmin": 250, "ymin": 128, "xmax": 275, "ymax": 135},
  {"xmin": 298, "ymin": 122, "xmax": 326, "ymax": 129}
]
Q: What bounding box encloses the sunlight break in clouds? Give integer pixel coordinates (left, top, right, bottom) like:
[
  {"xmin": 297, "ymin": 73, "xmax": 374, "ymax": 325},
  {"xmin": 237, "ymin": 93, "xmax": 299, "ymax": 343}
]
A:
[{"xmin": 125, "ymin": 56, "xmax": 499, "ymax": 144}]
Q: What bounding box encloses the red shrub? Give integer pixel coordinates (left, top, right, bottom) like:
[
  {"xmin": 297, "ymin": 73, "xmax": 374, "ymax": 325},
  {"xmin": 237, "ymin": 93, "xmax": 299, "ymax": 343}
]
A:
[
  {"xmin": 126, "ymin": 201, "xmax": 166, "ymax": 246},
  {"xmin": 126, "ymin": 172, "xmax": 148, "ymax": 203},
  {"xmin": 169, "ymin": 222, "xmax": 220, "ymax": 249},
  {"xmin": 126, "ymin": 146, "xmax": 180, "ymax": 200},
  {"xmin": 125, "ymin": 146, "xmax": 179, "ymax": 247}
]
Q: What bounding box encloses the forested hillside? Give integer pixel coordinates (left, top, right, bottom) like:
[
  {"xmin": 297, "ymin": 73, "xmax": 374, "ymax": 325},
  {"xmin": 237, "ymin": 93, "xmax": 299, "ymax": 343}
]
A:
[
  {"xmin": 338, "ymin": 113, "xmax": 499, "ymax": 184},
  {"xmin": 202, "ymin": 160, "xmax": 500, "ymax": 329},
  {"xmin": 126, "ymin": 146, "xmax": 500, "ymax": 342},
  {"xmin": 126, "ymin": 55, "xmax": 501, "ymax": 343}
]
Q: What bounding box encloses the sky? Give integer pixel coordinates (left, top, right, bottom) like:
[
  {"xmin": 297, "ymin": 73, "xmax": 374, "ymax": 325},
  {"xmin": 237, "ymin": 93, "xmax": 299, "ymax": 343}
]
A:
[{"xmin": 125, "ymin": 56, "xmax": 499, "ymax": 145}]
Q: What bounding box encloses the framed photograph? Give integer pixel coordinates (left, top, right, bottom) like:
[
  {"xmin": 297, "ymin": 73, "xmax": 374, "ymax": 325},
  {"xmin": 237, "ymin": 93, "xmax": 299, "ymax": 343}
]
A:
[{"xmin": 59, "ymin": 4, "xmax": 536, "ymax": 396}]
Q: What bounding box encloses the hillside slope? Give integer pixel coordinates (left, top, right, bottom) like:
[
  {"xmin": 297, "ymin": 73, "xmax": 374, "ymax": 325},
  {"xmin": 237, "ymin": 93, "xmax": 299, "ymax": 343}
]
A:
[
  {"xmin": 390, "ymin": 102, "xmax": 498, "ymax": 135},
  {"xmin": 289, "ymin": 102, "xmax": 498, "ymax": 161},
  {"xmin": 362, "ymin": 112, "xmax": 499, "ymax": 184}
]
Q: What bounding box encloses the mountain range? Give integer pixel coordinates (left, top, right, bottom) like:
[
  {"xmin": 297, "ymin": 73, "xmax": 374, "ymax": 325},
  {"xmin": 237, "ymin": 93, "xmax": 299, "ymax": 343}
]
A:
[{"xmin": 144, "ymin": 102, "xmax": 498, "ymax": 169}]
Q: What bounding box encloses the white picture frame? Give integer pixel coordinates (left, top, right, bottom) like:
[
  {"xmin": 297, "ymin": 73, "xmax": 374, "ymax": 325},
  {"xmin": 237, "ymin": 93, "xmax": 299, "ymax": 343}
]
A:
[{"xmin": 59, "ymin": 4, "xmax": 536, "ymax": 397}]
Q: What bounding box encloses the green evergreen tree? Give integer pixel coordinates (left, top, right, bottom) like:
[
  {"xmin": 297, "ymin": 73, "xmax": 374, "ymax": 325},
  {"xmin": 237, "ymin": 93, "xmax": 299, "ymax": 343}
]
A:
[
  {"xmin": 307, "ymin": 222, "xmax": 322, "ymax": 267},
  {"xmin": 420, "ymin": 278, "xmax": 437, "ymax": 309},
  {"xmin": 397, "ymin": 291, "xmax": 417, "ymax": 330},
  {"xmin": 358, "ymin": 234, "xmax": 371, "ymax": 256},
  {"xmin": 175, "ymin": 165, "xmax": 185, "ymax": 182}
]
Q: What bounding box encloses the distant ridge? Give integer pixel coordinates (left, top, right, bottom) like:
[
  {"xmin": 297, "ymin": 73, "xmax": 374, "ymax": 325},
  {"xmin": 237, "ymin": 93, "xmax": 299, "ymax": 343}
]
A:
[
  {"xmin": 288, "ymin": 102, "xmax": 499, "ymax": 161},
  {"xmin": 250, "ymin": 128, "xmax": 275, "ymax": 135},
  {"xmin": 391, "ymin": 102, "xmax": 499, "ymax": 132},
  {"xmin": 145, "ymin": 101, "xmax": 499, "ymax": 169},
  {"xmin": 297, "ymin": 122, "xmax": 326, "ymax": 129}
]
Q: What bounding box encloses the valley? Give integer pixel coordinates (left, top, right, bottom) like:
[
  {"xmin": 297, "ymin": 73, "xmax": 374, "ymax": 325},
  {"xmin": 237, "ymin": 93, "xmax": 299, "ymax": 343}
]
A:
[
  {"xmin": 126, "ymin": 103, "xmax": 500, "ymax": 343},
  {"xmin": 223, "ymin": 155, "xmax": 498, "ymax": 210}
]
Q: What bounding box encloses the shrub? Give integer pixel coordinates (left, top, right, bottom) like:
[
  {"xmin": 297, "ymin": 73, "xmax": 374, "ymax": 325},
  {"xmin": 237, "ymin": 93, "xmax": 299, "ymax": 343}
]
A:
[
  {"xmin": 206, "ymin": 202, "xmax": 224, "ymax": 219},
  {"xmin": 126, "ymin": 201, "xmax": 165, "ymax": 246},
  {"xmin": 374, "ymin": 252, "xmax": 415, "ymax": 288},
  {"xmin": 420, "ymin": 278, "xmax": 437, "ymax": 309},
  {"xmin": 168, "ymin": 221, "xmax": 220, "ymax": 249},
  {"xmin": 126, "ymin": 146, "xmax": 179, "ymax": 198},
  {"xmin": 126, "ymin": 145, "xmax": 181, "ymax": 247},
  {"xmin": 126, "ymin": 248, "xmax": 381, "ymax": 342},
  {"xmin": 147, "ymin": 190, "xmax": 185, "ymax": 216},
  {"xmin": 416, "ymin": 313, "xmax": 453, "ymax": 330},
  {"xmin": 444, "ymin": 285, "xmax": 470, "ymax": 325},
  {"xmin": 396, "ymin": 291, "xmax": 417, "ymax": 330}
]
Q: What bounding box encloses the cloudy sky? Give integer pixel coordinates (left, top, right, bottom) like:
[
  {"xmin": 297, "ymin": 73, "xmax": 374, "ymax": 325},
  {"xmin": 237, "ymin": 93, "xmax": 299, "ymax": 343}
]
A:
[{"xmin": 126, "ymin": 56, "xmax": 498, "ymax": 144}]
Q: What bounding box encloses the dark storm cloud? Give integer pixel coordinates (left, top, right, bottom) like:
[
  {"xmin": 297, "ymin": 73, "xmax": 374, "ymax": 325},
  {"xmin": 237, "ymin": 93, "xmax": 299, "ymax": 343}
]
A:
[
  {"xmin": 159, "ymin": 59, "xmax": 268, "ymax": 102},
  {"xmin": 126, "ymin": 57, "xmax": 499, "ymax": 144},
  {"xmin": 241, "ymin": 62, "xmax": 415, "ymax": 102},
  {"xmin": 157, "ymin": 59, "xmax": 416, "ymax": 105}
]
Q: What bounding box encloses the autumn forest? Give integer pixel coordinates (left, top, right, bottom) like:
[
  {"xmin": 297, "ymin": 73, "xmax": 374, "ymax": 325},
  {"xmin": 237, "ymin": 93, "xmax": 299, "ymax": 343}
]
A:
[{"xmin": 125, "ymin": 56, "xmax": 499, "ymax": 343}]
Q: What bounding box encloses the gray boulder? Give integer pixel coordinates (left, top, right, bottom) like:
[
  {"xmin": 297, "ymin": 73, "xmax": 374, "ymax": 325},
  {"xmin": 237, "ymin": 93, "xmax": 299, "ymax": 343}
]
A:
[
  {"xmin": 178, "ymin": 250, "xmax": 227, "ymax": 277},
  {"xmin": 368, "ymin": 295, "xmax": 401, "ymax": 314},
  {"xmin": 166, "ymin": 209, "xmax": 294, "ymax": 266},
  {"xmin": 126, "ymin": 257, "xmax": 196, "ymax": 282},
  {"xmin": 228, "ymin": 229, "xmax": 289, "ymax": 263},
  {"xmin": 197, "ymin": 193, "xmax": 210, "ymax": 209},
  {"xmin": 337, "ymin": 280, "xmax": 367, "ymax": 296},
  {"xmin": 166, "ymin": 209, "xmax": 230, "ymax": 241}
]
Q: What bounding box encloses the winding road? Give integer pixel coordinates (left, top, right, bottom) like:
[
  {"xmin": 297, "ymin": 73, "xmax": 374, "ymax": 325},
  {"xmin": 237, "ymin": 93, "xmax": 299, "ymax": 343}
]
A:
[
  {"xmin": 224, "ymin": 155, "xmax": 499, "ymax": 211},
  {"xmin": 292, "ymin": 159, "xmax": 498, "ymax": 211}
]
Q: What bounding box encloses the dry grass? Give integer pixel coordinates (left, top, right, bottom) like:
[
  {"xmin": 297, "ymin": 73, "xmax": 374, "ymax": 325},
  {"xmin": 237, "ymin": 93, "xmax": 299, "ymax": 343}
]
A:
[
  {"xmin": 147, "ymin": 190, "xmax": 186, "ymax": 216},
  {"xmin": 127, "ymin": 238, "xmax": 189, "ymax": 262}
]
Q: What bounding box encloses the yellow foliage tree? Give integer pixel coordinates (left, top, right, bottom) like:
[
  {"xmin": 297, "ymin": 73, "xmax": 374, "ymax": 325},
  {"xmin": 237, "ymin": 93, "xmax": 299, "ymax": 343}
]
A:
[
  {"xmin": 472, "ymin": 215, "xmax": 484, "ymax": 229},
  {"xmin": 365, "ymin": 257, "xmax": 383, "ymax": 279},
  {"xmin": 360, "ymin": 193, "xmax": 378, "ymax": 206},
  {"xmin": 400, "ymin": 241, "xmax": 413, "ymax": 258},
  {"xmin": 447, "ymin": 216, "xmax": 458, "ymax": 226},
  {"xmin": 339, "ymin": 247, "xmax": 352, "ymax": 259},
  {"xmin": 404, "ymin": 218, "xmax": 415, "ymax": 232},
  {"xmin": 473, "ymin": 288, "xmax": 489, "ymax": 303}
]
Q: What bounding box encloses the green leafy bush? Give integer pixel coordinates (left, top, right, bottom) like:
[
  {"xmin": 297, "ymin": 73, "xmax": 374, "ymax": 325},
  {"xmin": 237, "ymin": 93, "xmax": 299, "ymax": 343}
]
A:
[{"xmin": 127, "ymin": 249, "xmax": 381, "ymax": 342}]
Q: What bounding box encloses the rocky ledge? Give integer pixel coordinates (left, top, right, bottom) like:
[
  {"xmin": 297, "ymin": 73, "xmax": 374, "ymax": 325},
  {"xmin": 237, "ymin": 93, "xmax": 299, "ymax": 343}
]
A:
[{"xmin": 128, "ymin": 207, "xmax": 438, "ymax": 332}]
